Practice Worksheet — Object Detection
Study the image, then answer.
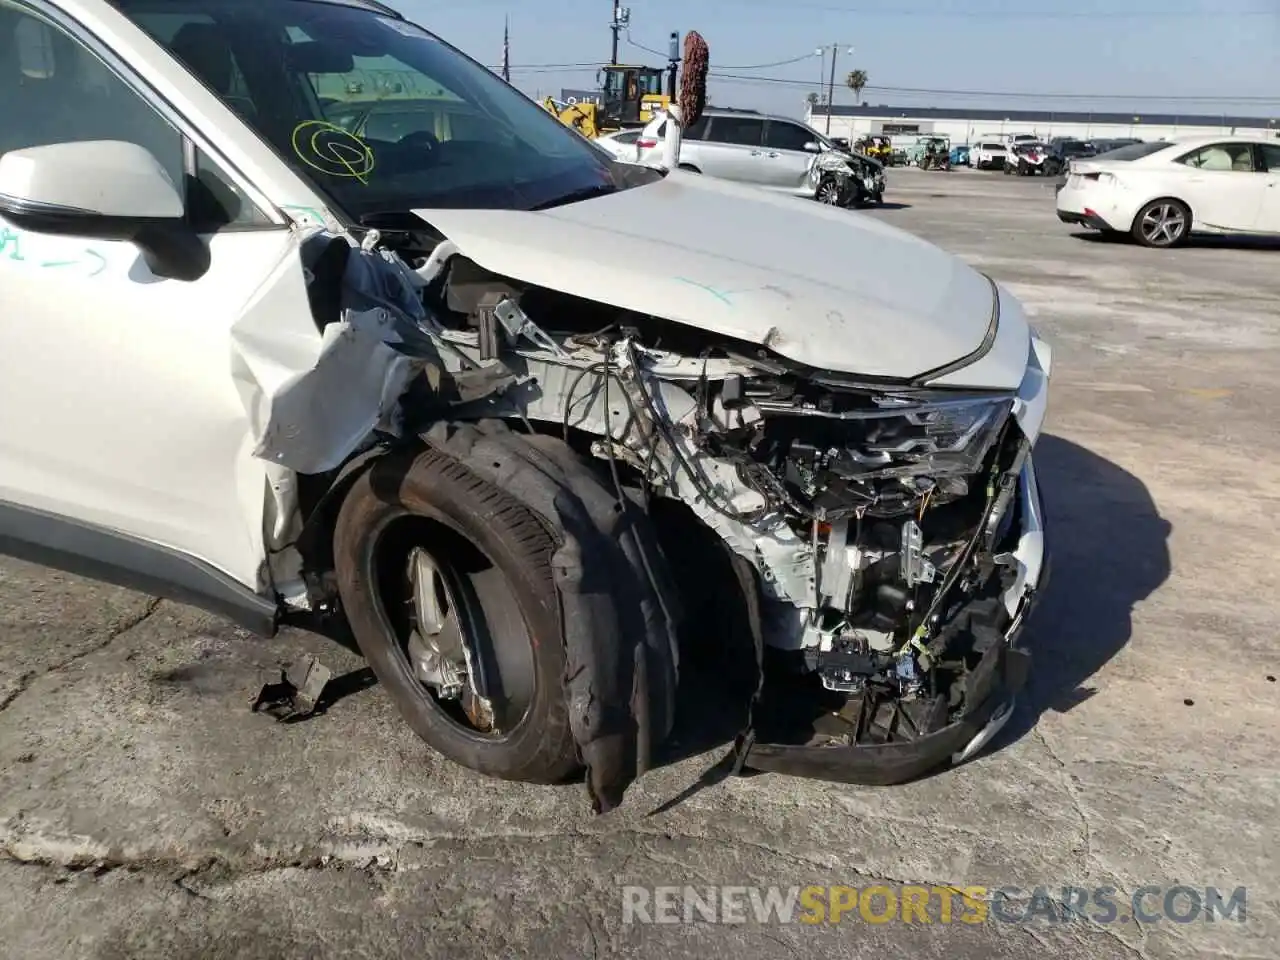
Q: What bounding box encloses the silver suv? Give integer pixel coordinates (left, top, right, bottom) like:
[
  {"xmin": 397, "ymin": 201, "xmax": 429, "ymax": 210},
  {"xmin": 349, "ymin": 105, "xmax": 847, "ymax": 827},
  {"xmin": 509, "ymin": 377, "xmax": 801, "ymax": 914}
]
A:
[{"xmin": 640, "ymin": 108, "xmax": 885, "ymax": 205}]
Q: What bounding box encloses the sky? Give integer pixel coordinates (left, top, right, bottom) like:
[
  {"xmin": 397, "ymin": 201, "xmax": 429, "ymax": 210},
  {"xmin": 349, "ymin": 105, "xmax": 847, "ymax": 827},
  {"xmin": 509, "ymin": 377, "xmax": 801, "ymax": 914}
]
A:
[{"xmin": 391, "ymin": 0, "xmax": 1280, "ymax": 120}]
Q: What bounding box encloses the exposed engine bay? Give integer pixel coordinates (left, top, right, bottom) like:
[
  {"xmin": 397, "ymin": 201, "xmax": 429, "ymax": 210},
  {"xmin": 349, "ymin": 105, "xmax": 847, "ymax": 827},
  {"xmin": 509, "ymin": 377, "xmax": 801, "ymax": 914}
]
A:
[
  {"xmin": 310, "ymin": 215, "xmax": 1043, "ymax": 762},
  {"xmin": 266, "ymin": 220, "xmax": 1047, "ymax": 803}
]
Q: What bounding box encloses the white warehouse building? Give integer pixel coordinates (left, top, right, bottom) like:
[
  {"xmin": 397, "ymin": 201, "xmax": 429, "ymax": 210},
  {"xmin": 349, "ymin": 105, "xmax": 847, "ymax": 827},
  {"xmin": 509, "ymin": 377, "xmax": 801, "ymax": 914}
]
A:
[{"xmin": 805, "ymin": 104, "xmax": 1280, "ymax": 145}]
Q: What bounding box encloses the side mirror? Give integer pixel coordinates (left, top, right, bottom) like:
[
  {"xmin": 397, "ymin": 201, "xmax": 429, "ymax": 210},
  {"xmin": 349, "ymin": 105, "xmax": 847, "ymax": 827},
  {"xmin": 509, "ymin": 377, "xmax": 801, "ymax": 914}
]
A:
[
  {"xmin": 802, "ymin": 141, "xmax": 823, "ymax": 153},
  {"xmin": 0, "ymin": 140, "xmax": 208, "ymax": 281}
]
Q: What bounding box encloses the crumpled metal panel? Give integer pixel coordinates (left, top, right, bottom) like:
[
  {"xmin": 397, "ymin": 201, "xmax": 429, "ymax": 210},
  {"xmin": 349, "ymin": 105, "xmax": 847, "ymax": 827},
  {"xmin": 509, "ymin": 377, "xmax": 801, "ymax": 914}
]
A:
[{"xmin": 229, "ymin": 236, "xmax": 428, "ymax": 475}]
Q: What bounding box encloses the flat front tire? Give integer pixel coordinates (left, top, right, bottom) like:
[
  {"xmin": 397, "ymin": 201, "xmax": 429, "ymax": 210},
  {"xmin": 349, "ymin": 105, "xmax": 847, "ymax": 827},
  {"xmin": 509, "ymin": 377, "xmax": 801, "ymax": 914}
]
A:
[{"xmin": 333, "ymin": 448, "xmax": 578, "ymax": 783}]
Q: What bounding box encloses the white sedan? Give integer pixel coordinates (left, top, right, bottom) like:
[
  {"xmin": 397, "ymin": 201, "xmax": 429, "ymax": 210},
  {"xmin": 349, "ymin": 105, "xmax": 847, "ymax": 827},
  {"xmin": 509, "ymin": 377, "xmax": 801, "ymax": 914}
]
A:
[
  {"xmin": 1056, "ymin": 136, "xmax": 1280, "ymax": 247},
  {"xmin": 592, "ymin": 128, "xmax": 646, "ymax": 163}
]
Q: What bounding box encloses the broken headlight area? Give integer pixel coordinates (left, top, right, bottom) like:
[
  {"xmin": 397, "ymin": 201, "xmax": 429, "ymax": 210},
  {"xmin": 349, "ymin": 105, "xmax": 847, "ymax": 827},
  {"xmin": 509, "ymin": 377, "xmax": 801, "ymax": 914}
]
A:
[{"xmin": 306, "ymin": 233, "xmax": 1043, "ymax": 795}]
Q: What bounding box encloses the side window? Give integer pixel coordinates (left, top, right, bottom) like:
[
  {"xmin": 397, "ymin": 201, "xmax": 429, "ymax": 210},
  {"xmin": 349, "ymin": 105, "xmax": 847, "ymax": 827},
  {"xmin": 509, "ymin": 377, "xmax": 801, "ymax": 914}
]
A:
[
  {"xmin": 0, "ymin": 1, "xmax": 268, "ymax": 229},
  {"xmin": 1260, "ymin": 143, "xmax": 1280, "ymax": 172},
  {"xmin": 1177, "ymin": 143, "xmax": 1256, "ymax": 172},
  {"xmin": 763, "ymin": 121, "xmax": 816, "ymax": 152},
  {"xmin": 0, "ymin": 2, "xmax": 183, "ymax": 182},
  {"xmin": 188, "ymin": 147, "xmax": 272, "ymax": 228},
  {"xmin": 683, "ymin": 116, "xmax": 710, "ymax": 140},
  {"xmin": 705, "ymin": 117, "xmax": 764, "ymax": 147}
]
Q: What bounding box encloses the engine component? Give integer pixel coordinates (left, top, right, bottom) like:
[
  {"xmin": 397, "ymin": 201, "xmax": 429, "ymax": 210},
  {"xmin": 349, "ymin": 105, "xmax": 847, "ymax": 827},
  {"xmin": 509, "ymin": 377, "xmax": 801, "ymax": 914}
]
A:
[{"xmin": 899, "ymin": 520, "xmax": 935, "ymax": 587}]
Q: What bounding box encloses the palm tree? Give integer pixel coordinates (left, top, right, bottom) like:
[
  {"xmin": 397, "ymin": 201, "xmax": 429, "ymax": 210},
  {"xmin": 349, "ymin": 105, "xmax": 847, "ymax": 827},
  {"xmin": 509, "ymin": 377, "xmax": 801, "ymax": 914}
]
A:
[{"xmin": 845, "ymin": 69, "xmax": 868, "ymax": 104}]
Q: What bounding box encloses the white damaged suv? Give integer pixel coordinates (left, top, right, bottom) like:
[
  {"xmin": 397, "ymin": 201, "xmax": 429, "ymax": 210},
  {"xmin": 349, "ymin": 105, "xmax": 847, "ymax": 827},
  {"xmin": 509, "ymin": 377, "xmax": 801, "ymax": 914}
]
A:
[{"xmin": 0, "ymin": 0, "xmax": 1050, "ymax": 809}]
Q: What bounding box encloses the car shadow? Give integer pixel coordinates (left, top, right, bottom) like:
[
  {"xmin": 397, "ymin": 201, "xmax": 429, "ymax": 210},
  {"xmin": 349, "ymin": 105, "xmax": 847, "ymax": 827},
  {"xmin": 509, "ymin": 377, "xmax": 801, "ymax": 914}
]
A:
[
  {"xmin": 991, "ymin": 432, "xmax": 1172, "ymax": 750},
  {"xmin": 867, "ymin": 201, "xmax": 912, "ymax": 210},
  {"xmin": 1073, "ymin": 231, "xmax": 1280, "ymax": 251},
  {"xmin": 652, "ymin": 432, "xmax": 1172, "ymax": 779}
]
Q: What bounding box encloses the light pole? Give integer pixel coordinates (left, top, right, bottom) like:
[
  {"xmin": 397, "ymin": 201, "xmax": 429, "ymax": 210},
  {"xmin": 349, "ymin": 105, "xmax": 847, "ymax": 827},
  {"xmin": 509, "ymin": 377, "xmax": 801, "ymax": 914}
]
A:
[{"xmin": 815, "ymin": 44, "xmax": 854, "ymax": 136}]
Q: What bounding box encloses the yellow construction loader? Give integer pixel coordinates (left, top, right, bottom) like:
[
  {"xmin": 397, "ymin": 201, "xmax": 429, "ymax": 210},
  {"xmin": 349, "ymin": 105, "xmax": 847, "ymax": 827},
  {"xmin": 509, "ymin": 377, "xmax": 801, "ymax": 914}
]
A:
[{"xmin": 542, "ymin": 64, "xmax": 670, "ymax": 139}]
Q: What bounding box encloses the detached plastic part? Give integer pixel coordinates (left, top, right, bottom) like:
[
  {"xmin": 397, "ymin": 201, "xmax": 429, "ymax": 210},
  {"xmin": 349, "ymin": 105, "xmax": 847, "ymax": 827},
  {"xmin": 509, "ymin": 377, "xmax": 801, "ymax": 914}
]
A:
[{"xmin": 252, "ymin": 654, "xmax": 334, "ymax": 722}]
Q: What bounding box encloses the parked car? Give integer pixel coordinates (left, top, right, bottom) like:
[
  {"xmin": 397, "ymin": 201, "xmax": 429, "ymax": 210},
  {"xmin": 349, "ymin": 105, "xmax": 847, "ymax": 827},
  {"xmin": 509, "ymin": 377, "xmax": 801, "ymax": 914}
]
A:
[
  {"xmin": 1086, "ymin": 138, "xmax": 1143, "ymax": 156},
  {"xmin": 906, "ymin": 135, "xmax": 950, "ymax": 166},
  {"xmin": 1043, "ymin": 139, "xmax": 1096, "ymax": 177},
  {"xmin": 591, "ymin": 128, "xmax": 644, "ymax": 163},
  {"xmin": 0, "ymin": 0, "xmax": 1049, "ymax": 807},
  {"xmin": 969, "ymin": 141, "xmax": 1010, "ymax": 170},
  {"xmin": 1057, "ymin": 137, "xmax": 1280, "ymax": 247},
  {"xmin": 949, "ymin": 144, "xmax": 970, "ymax": 167},
  {"xmin": 855, "ymin": 134, "xmax": 894, "ymax": 165},
  {"xmin": 1005, "ymin": 141, "xmax": 1049, "ymax": 176},
  {"xmin": 637, "ymin": 108, "xmax": 886, "ymax": 205}
]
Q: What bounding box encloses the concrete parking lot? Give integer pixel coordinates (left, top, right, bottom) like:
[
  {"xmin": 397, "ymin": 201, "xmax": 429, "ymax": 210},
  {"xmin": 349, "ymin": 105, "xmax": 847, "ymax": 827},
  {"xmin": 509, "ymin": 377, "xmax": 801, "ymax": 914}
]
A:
[{"xmin": 2, "ymin": 166, "xmax": 1277, "ymax": 959}]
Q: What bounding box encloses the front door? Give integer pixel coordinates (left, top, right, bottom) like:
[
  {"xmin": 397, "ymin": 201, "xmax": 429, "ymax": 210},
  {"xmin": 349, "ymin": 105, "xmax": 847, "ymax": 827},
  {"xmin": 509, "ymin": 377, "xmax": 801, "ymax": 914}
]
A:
[
  {"xmin": 1175, "ymin": 142, "xmax": 1268, "ymax": 232},
  {"xmin": 1257, "ymin": 143, "xmax": 1280, "ymax": 234},
  {"xmin": 0, "ymin": 0, "xmax": 293, "ymax": 588},
  {"xmin": 761, "ymin": 119, "xmax": 821, "ymax": 190}
]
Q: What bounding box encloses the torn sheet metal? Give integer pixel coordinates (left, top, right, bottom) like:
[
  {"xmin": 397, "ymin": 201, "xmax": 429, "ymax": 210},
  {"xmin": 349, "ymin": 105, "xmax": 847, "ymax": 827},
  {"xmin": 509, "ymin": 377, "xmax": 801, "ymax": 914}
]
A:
[{"xmin": 229, "ymin": 234, "xmax": 435, "ymax": 475}]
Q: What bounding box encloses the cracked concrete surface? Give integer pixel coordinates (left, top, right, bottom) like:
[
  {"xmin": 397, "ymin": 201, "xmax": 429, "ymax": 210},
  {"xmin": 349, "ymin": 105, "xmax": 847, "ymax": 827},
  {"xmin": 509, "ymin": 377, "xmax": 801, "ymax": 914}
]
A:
[{"xmin": 2, "ymin": 168, "xmax": 1278, "ymax": 958}]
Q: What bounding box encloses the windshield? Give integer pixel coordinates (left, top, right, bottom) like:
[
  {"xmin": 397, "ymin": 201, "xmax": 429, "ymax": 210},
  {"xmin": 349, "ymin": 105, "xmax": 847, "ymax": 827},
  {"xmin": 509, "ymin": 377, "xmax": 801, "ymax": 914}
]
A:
[{"xmin": 116, "ymin": 0, "xmax": 626, "ymax": 218}]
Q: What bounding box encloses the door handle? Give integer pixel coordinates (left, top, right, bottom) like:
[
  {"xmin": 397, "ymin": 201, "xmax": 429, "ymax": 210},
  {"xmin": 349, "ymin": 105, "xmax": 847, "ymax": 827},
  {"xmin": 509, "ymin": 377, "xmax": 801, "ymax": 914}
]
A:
[
  {"xmin": 750, "ymin": 149, "xmax": 762, "ymax": 155},
  {"xmin": 766, "ymin": 151, "xmax": 779, "ymax": 157}
]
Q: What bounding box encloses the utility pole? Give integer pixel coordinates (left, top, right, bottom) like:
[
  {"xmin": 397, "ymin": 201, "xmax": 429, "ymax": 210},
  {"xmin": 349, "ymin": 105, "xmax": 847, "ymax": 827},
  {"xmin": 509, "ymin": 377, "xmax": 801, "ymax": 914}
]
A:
[
  {"xmin": 666, "ymin": 31, "xmax": 680, "ymax": 100},
  {"xmin": 610, "ymin": 2, "xmax": 631, "ymax": 65},
  {"xmin": 501, "ymin": 15, "xmax": 510, "ymax": 82},
  {"xmin": 815, "ymin": 43, "xmax": 854, "ymax": 135}
]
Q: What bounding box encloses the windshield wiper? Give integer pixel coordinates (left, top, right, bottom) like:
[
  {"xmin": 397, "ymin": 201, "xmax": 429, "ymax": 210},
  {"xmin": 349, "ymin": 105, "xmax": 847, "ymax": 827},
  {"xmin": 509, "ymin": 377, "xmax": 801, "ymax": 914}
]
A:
[{"xmin": 528, "ymin": 183, "xmax": 619, "ymax": 211}]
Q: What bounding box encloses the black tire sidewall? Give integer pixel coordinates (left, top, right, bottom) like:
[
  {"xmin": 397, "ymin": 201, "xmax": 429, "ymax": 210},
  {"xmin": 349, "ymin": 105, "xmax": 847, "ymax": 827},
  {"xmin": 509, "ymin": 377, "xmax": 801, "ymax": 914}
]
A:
[{"xmin": 333, "ymin": 449, "xmax": 577, "ymax": 783}]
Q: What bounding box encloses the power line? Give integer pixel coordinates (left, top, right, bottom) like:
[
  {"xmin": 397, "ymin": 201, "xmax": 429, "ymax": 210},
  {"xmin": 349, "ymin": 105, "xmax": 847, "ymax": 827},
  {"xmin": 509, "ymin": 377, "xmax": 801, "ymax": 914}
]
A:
[
  {"xmin": 624, "ymin": 33, "xmax": 824, "ymax": 70},
  {"xmin": 708, "ymin": 73, "xmax": 1280, "ymax": 104},
  {"xmin": 623, "ymin": 31, "xmax": 668, "ymax": 60},
  {"xmin": 504, "ymin": 62, "xmax": 603, "ymax": 69},
  {"xmin": 701, "ymin": 0, "xmax": 1277, "ymax": 17},
  {"xmin": 498, "ymin": 64, "xmax": 1280, "ymax": 104}
]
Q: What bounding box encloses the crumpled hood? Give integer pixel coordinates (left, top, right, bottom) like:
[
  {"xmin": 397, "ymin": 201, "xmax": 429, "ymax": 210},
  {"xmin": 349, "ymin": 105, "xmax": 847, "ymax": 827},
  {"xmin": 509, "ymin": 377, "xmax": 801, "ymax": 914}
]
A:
[{"xmin": 414, "ymin": 171, "xmax": 1028, "ymax": 387}]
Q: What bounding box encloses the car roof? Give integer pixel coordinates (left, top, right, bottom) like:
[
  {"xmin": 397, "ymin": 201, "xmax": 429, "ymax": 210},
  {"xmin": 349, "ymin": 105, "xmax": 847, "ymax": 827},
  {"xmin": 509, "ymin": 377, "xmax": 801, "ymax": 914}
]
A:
[
  {"xmin": 700, "ymin": 107, "xmax": 802, "ymax": 123},
  {"xmin": 1149, "ymin": 134, "xmax": 1269, "ymax": 148}
]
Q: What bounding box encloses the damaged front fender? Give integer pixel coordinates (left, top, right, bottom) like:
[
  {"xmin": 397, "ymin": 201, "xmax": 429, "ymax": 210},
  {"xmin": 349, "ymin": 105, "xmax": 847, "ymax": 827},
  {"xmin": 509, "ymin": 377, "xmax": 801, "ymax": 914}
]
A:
[{"xmin": 229, "ymin": 232, "xmax": 430, "ymax": 476}]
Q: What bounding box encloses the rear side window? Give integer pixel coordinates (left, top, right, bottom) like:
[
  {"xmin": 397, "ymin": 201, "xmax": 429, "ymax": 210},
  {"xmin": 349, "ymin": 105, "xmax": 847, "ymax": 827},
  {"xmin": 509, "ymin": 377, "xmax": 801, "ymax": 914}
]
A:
[
  {"xmin": 1176, "ymin": 142, "xmax": 1256, "ymax": 171},
  {"xmin": 654, "ymin": 115, "xmax": 709, "ymax": 140},
  {"xmin": 705, "ymin": 116, "xmax": 763, "ymax": 146},
  {"xmin": 1260, "ymin": 142, "xmax": 1280, "ymax": 171}
]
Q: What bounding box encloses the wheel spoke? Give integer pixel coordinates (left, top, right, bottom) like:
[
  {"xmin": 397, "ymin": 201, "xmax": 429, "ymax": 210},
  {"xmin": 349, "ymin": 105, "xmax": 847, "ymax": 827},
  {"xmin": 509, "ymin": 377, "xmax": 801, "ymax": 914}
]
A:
[{"xmin": 408, "ymin": 547, "xmax": 446, "ymax": 634}]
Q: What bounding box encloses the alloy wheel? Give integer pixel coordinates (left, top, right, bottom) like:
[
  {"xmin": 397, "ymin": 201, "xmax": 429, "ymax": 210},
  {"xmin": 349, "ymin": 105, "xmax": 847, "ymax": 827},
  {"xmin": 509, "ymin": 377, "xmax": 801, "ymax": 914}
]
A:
[{"xmin": 1140, "ymin": 203, "xmax": 1187, "ymax": 246}]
